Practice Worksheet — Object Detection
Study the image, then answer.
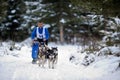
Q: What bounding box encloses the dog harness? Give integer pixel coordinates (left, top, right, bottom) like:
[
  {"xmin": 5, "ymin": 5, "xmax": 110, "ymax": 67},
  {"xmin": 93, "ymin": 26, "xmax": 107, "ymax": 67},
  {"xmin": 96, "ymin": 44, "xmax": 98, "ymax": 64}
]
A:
[{"xmin": 36, "ymin": 27, "xmax": 46, "ymax": 39}]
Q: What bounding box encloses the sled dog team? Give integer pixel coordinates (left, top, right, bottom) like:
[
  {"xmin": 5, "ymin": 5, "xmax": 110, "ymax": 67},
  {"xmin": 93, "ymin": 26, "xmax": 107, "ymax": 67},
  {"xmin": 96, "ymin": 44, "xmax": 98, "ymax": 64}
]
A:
[
  {"xmin": 31, "ymin": 21, "xmax": 58, "ymax": 69},
  {"xmin": 37, "ymin": 42, "xmax": 58, "ymax": 69}
]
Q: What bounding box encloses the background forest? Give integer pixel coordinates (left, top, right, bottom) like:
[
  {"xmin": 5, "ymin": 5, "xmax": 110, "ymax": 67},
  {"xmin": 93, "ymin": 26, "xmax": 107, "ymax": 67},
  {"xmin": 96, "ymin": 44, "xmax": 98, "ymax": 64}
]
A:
[{"xmin": 0, "ymin": 0, "xmax": 120, "ymax": 45}]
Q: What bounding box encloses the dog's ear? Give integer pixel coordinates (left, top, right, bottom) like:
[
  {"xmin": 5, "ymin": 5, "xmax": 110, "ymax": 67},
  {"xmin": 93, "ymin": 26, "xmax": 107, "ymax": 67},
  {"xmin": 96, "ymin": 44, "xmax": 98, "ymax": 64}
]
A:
[
  {"xmin": 54, "ymin": 47, "xmax": 58, "ymax": 50},
  {"xmin": 51, "ymin": 47, "xmax": 55, "ymax": 50},
  {"xmin": 47, "ymin": 48, "xmax": 51, "ymax": 51}
]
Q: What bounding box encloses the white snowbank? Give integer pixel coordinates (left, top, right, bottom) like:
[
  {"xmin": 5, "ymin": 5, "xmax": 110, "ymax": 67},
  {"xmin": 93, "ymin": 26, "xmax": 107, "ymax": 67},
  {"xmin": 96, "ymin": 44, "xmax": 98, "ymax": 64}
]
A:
[
  {"xmin": 98, "ymin": 46, "xmax": 120, "ymax": 56},
  {"xmin": 0, "ymin": 42, "xmax": 120, "ymax": 80}
]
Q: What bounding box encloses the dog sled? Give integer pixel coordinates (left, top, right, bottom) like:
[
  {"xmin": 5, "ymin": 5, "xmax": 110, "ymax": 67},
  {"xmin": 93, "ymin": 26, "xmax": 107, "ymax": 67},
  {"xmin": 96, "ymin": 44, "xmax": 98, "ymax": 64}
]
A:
[{"xmin": 32, "ymin": 41, "xmax": 58, "ymax": 69}]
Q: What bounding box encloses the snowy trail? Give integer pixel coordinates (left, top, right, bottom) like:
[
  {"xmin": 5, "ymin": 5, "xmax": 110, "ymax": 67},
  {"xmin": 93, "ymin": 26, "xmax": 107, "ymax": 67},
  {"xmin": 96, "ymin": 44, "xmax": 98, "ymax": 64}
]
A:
[
  {"xmin": 0, "ymin": 45, "xmax": 83, "ymax": 80},
  {"xmin": 0, "ymin": 44, "xmax": 120, "ymax": 80}
]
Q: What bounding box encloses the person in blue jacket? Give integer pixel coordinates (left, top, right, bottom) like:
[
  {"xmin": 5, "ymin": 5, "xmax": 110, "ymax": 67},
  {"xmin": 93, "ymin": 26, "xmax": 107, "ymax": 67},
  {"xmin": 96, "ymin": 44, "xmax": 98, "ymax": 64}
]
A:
[{"xmin": 31, "ymin": 21, "xmax": 50, "ymax": 63}]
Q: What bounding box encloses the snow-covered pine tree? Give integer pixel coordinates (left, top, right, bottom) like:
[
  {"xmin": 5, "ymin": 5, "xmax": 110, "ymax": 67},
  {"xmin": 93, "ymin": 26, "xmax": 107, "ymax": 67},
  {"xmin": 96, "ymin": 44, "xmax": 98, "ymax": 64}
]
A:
[
  {"xmin": 40, "ymin": 0, "xmax": 75, "ymax": 43},
  {"xmin": 3, "ymin": 0, "xmax": 26, "ymax": 41}
]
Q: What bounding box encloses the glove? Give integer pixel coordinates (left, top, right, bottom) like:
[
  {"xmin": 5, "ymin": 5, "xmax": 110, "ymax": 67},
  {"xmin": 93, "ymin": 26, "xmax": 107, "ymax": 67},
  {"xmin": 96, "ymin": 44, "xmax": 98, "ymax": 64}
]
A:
[
  {"xmin": 32, "ymin": 38, "xmax": 37, "ymax": 45},
  {"xmin": 43, "ymin": 39, "xmax": 46, "ymax": 42}
]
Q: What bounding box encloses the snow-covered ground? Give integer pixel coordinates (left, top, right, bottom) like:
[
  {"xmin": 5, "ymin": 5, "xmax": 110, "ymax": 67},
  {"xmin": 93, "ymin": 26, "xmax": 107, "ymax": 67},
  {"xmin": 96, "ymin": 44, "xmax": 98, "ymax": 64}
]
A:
[{"xmin": 0, "ymin": 42, "xmax": 120, "ymax": 80}]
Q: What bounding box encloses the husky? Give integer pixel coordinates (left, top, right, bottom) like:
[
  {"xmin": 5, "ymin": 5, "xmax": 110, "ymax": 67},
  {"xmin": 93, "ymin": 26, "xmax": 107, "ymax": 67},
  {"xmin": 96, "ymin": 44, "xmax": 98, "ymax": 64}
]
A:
[
  {"xmin": 38, "ymin": 42, "xmax": 47, "ymax": 67},
  {"xmin": 47, "ymin": 47, "xmax": 58, "ymax": 69}
]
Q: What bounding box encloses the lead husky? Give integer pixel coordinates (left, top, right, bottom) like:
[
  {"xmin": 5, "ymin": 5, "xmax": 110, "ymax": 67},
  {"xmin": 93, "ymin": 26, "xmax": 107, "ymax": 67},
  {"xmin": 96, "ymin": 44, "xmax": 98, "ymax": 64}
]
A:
[{"xmin": 38, "ymin": 42, "xmax": 47, "ymax": 67}]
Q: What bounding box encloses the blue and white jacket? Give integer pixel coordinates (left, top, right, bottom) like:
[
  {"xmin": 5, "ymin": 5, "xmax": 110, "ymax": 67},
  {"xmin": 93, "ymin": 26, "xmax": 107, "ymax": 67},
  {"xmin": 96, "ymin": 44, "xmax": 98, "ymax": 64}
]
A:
[{"xmin": 31, "ymin": 26, "xmax": 50, "ymax": 40}]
